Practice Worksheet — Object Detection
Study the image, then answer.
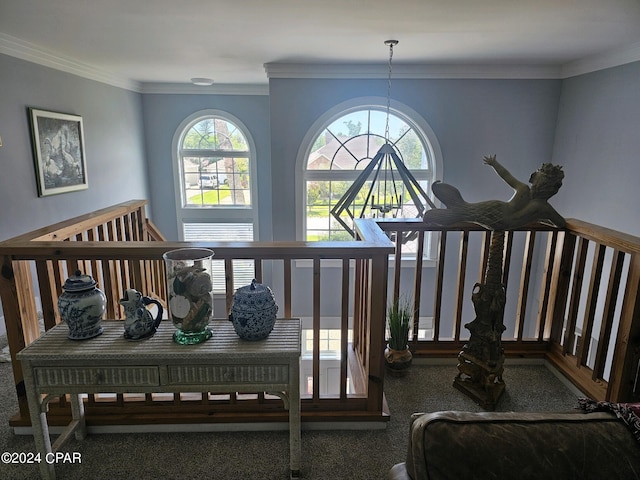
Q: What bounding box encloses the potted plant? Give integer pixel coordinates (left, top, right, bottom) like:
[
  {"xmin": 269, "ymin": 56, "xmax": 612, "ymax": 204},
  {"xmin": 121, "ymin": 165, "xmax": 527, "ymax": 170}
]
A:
[{"xmin": 384, "ymin": 296, "xmax": 414, "ymax": 376}]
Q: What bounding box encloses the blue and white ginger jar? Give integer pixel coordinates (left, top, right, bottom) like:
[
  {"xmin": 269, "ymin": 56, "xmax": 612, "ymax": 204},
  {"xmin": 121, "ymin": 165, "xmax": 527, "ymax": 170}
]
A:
[
  {"xmin": 58, "ymin": 270, "xmax": 106, "ymax": 340},
  {"xmin": 229, "ymin": 279, "xmax": 278, "ymax": 340}
]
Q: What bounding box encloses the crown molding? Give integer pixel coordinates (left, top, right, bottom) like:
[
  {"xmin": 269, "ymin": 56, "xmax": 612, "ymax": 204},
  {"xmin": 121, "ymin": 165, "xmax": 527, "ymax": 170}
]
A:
[
  {"xmin": 560, "ymin": 41, "xmax": 640, "ymax": 78},
  {"xmin": 2, "ymin": 30, "xmax": 639, "ymax": 90},
  {"xmin": 264, "ymin": 62, "xmax": 562, "ymax": 79},
  {"xmin": 0, "ymin": 33, "xmax": 140, "ymax": 91},
  {"xmin": 139, "ymin": 83, "xmax": 268, "ymax": 95}
]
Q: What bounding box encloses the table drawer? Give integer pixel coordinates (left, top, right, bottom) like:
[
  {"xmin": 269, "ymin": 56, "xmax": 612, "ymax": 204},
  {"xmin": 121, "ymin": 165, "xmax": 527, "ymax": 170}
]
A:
[
  {"xmin": 167, "ymin": 364, "xmax": 289, "ymax": 385},
  {"xmin": 33, "ymin": 366, "xmax": 160, "ymax": 387}
]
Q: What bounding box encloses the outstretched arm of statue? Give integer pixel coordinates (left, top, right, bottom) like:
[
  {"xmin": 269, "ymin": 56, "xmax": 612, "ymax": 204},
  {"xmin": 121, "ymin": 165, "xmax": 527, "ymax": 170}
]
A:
[{"xmin": 483, "ymin": 155, "xmax": 527, "ymax": 191}]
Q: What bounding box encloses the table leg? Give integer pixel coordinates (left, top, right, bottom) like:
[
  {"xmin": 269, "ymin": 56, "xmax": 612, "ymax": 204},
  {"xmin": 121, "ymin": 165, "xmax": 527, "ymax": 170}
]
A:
[
  {"xmin": 23, "ymin": 365, "xmax": 56, "ymax": 480},
  {"xmin": 289, "ymin": 359, "xmax": 301, "ymax": 478},
  {"xmin": 70, "ymin": 394, "xmax": 86, "ymax": 440}
]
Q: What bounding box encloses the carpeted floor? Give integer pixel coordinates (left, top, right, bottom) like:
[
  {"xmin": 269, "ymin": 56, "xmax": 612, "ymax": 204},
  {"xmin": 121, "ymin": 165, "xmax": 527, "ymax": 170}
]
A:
[{"xmin": 0, "ymin": 341, "xmax": 580, "ymax": 480}]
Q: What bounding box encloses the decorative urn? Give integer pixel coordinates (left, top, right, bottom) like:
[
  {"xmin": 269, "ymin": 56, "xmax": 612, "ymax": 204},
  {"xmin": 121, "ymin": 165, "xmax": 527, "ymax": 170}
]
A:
[
  {"xmin": 119, "ymin": 288, "xmax": 164, "ymax": 341},
  {"xmin": 229, "ymin": 279, "xmax": 278, "ymax": 340},
  {"xmin": 57, "ymin": 270, "xmax": 107, "ymax": 340}
]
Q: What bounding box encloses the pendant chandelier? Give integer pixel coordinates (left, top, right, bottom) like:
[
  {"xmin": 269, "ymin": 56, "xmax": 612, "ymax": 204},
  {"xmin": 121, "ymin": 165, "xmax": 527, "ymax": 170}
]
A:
[{"xmin": 330, "ymin": 40, "xmax": 435, "ymax": 242}]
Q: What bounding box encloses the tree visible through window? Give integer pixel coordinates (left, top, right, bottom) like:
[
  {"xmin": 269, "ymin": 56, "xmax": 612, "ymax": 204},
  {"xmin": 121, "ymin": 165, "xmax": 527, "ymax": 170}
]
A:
[
  {"xmin": 304, "ymin": 108, "xmax": 433, "ymax": 241},
  {"xmin": 174, "ymin": 112, "xmax": 256, "ymax": 290},
  {"xmin": 180, "ymin": 117, "xmax": 251, "ymax": 208}
]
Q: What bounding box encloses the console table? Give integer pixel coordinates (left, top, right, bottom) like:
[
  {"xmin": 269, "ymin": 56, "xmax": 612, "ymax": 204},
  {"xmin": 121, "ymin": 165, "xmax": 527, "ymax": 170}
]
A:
[{"xmin": 18, "ymin": 319, "xmax": 301, "ymax": 479}]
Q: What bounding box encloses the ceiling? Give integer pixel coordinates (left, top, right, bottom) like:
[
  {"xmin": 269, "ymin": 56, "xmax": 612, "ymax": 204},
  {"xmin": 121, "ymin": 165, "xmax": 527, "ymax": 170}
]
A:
[{"xmin": 1, "ymin": 0, "xmax": 640, "ymax": 89}]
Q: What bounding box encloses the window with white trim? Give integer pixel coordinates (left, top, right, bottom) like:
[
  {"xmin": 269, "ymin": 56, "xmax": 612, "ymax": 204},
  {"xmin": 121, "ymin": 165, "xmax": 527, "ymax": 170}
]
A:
[
  {"xmin": 302, "ymin": 104, "xmax": 439, "ymax": 257},
  {"xmin": 173, "ymin": 111, "xmax": 257, "ymax": 290}
]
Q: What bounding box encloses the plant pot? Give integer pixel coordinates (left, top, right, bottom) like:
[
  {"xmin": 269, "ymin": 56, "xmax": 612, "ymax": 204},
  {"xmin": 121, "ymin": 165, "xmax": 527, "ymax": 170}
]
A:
[{"xmin": 384, "ymin": 344, "xmax": 413, "ymax": 377}]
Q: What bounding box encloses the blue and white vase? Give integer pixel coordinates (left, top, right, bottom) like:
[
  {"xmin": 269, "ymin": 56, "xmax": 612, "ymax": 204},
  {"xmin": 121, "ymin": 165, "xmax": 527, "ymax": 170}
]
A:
[
  {"xmin": 58, "ymin": 270, "xmax": 106, "ymax": 340},
  {"xmin": 230, "ymin": 279, "xmax": 278, "ymax": 340}
]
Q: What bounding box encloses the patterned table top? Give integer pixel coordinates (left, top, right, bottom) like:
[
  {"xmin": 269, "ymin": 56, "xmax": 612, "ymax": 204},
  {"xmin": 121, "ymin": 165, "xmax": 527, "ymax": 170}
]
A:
[{"xmin": 18, "ymin": 319, "xmax": 301, "ymax": 362}]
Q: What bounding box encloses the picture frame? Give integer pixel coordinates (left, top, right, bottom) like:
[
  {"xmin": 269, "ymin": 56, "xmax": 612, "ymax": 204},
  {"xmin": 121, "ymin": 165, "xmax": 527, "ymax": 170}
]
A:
[{"xmin": 29, "ymin": 108, "xmax": 88, "ymax": 196}]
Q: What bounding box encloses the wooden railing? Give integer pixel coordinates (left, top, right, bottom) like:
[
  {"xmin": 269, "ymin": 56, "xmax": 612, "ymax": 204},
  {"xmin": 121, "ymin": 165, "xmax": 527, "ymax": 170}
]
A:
[
  {"xmin": 0, "ymin": 201, "xmax": 394, "ymax": 427},
  {"xmin": 2, "ymin": 201, "xmax": 638, "ymax": 430},
  {"xmin": 378, "ymin": 218, "xmax": 640, "ymax": 403}
]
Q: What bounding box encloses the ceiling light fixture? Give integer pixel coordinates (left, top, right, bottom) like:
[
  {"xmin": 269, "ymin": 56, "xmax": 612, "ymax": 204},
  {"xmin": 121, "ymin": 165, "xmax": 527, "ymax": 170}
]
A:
[
  {"xmin": 330, "ymin": 40, "xmax": 435, "ymax": 242},
  {"xmin": 190, "ymin": 77, "xmax": 214, "ymax": 86}
]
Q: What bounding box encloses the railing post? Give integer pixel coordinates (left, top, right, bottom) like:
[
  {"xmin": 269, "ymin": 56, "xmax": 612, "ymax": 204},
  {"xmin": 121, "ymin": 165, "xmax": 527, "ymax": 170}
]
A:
[
  {"xmin": 367, "ymin": 252, "xmax": 389, "ymax": 412},
  {"xmin": 607, "ymin": 253, "xmax": 640, "ymax": 401},
  {"xmin": 0, "ymin": 256, "xmax": 39, "ymax": 417}
]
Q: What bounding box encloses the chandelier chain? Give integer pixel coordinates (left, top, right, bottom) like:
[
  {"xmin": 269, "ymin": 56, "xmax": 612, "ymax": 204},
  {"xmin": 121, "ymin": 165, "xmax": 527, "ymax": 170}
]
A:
[{"xmin": 385, "ymin": 40, "xmax": 396, "ymax": 141}]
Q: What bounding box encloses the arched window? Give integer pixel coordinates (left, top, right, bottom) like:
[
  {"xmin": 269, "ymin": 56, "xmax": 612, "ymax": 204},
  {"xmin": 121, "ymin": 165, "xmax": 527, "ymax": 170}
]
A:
[
  {"xmin": 177, "ymin": 114, "xmax": 251, "ymax": 209},
  {"xmin": 301, "ymin": 100, "xmax": 441, "ymax": 255},
  {"xmin": 173, "ymin": 110, "xmax": 257, "ymax": 289}
]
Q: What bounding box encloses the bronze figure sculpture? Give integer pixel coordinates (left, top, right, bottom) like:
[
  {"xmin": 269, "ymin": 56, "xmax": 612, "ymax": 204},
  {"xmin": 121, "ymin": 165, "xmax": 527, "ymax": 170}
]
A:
[
  {"xmin": 423, "ymin": 155, "xmax": 565, "ymax": 230},
  {"xmin": 424, "ymin": 155, "xmax": 565, "ymax": 409}
]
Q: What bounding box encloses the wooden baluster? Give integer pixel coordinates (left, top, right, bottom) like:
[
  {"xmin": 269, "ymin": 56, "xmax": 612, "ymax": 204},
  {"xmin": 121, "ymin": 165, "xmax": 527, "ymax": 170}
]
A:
[
  {"xmin": 593, "ymin": 250, "xmax": 625, "ymax": 380},
  {"xmin": 312, "ymin": 258, "xmax": 320, "ymax": 402},
  {"xmin": 515, "ymin": 231, "xmax": 536, "ymax": 341},
  {"xmin": 254, "ymin": 258, "xmax": 262, "ymax": 283},
  {"xmin": 283, "ymin": 259, "xmax": 292, "ymax": 319},
  {"xmin": 393, "ymin": 229, "xmax": 402, "ymax": 302},
  {"xmin": 502, "ymin": 231, "xmax": 514, "ymax": 293},
  {"xmin": 453, "ymin": 231, "xmax": 469, "ymax": 341},
  {"xmin": 432, "ymin": 230, "xmax": 447, "ymax": 343},
  {"xmin": 607, "ymin": 252, "xmax": 640, "ymax": 401},
  {"xmin": 563, "ymin": 236, "xmax": 588, "ymax": 355},
  {"xmin": 576, "ymin": 243, "xmax": 606, "ymax": 367},
  {"xmin": 536, "ymin": 230, "xmax": 558, "ymax": 342},
  {"xmin": 548, "ymin": 231, "xmax": 576, "ymax": 345},
  {"xmin": 98, "ymin": 223, "xmax": 120, "ymax": 319},
  {"xmin": 340, "ymin": 258, "xmax": 349, "ymax": 400},
  {"xmin": 352, "ymin": 258, "xmax": 363, "ymax": 352},
  {"xmin": 225, "ymin": 258, "xmax": 234, "ymax": 314},
  {"xmin": 35, "ymin": 260, "xmax": 59, "ymax": 331},
  {"xmin": 412, "ymin": 230, "xmax": 425, "ymax": 342}
]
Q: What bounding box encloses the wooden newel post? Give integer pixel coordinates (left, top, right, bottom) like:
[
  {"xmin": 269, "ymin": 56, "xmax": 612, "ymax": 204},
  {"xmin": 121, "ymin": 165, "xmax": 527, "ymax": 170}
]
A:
[{"xmin": 453, "ymin": 230, "xmax": 507, "ymax": 410}]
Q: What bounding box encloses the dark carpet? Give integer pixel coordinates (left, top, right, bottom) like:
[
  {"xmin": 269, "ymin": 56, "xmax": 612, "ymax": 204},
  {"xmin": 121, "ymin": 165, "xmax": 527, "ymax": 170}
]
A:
[{"xmin": 0, "ymin": 356, "xmax": 579, "ymax": 480}]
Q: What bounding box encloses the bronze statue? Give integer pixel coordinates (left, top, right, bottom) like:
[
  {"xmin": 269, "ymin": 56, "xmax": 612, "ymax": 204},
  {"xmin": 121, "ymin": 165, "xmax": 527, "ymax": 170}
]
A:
[
  {"xmin": 423, "ymin": 155, "xmax": 565, "ymax": 230},
  {"xmin": 437, "ymin": 155, "xmax": 566, "ymax": 409}
]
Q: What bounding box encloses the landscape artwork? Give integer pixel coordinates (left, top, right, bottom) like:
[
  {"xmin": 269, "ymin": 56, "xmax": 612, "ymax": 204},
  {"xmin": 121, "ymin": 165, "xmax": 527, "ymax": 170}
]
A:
[{"xmin": 29, "ymin": 108, "xmax": 88, "ymax": 196}]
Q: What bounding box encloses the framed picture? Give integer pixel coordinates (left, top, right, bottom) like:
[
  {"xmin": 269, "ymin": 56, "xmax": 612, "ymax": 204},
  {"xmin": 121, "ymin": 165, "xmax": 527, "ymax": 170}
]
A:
[{"xmin": 29, "ymin": 108, "xmax": 88, "ymax": 196}]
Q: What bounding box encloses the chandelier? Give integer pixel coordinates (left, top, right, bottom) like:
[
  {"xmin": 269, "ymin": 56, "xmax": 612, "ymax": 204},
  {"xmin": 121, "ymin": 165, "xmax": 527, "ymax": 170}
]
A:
[{"xmin": 330, "ymin": 40, "xmax": 435, "ymax": 241}]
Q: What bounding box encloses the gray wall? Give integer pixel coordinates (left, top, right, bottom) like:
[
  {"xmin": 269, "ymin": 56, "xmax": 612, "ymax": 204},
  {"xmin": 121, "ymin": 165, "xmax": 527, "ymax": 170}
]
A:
[
  {"xmin": 141, "ymin": 93, "xmax": 271, "ymax": 241},
  {"xmin": 0, "ymin": 53, "xmax": 148, "ymax": 321},
  {"xmin": 0, "ymin": 54, "xmax": 148, "ymax": 240},
  {"xmin": 269, "ymin": 78, "xmax": 562, "ymax": 241},
  {"xmin": 551, "ymin": 61, "xmax": 640, "ymax": 236},
  {"xmin": 3, "ymin": 50, "xmax": 639, "ymax": 324},
  {"xmin": 266, "ymin": 77, "xmax": 562, "ymax": 321}
]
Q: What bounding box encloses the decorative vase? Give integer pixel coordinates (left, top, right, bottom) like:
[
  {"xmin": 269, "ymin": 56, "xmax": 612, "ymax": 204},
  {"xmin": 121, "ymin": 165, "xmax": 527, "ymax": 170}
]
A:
[
  {"xmin": 163, "ymin": 248, "xmax": 214, "ymax": 345},
  {"xmin": 57, "ymin": 270, "xmax": 106, "ymax": 340},
  {"xmin": 384, "ymin": 344, "xmax": 413, "ymax": 377},
  {"xmin": 229, "ymin": 279, "xmax": 278, "ymax": 340},
  {"xmin": 119, "ymin": 288, "xmax": 164, "ymax": 341}
]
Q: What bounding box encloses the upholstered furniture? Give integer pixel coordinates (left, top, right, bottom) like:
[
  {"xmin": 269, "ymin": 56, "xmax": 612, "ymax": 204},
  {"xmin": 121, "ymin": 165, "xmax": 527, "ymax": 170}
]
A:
[{"xmin": 388, "ymin": 410, "xmax": 640, "ymax": 480}]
